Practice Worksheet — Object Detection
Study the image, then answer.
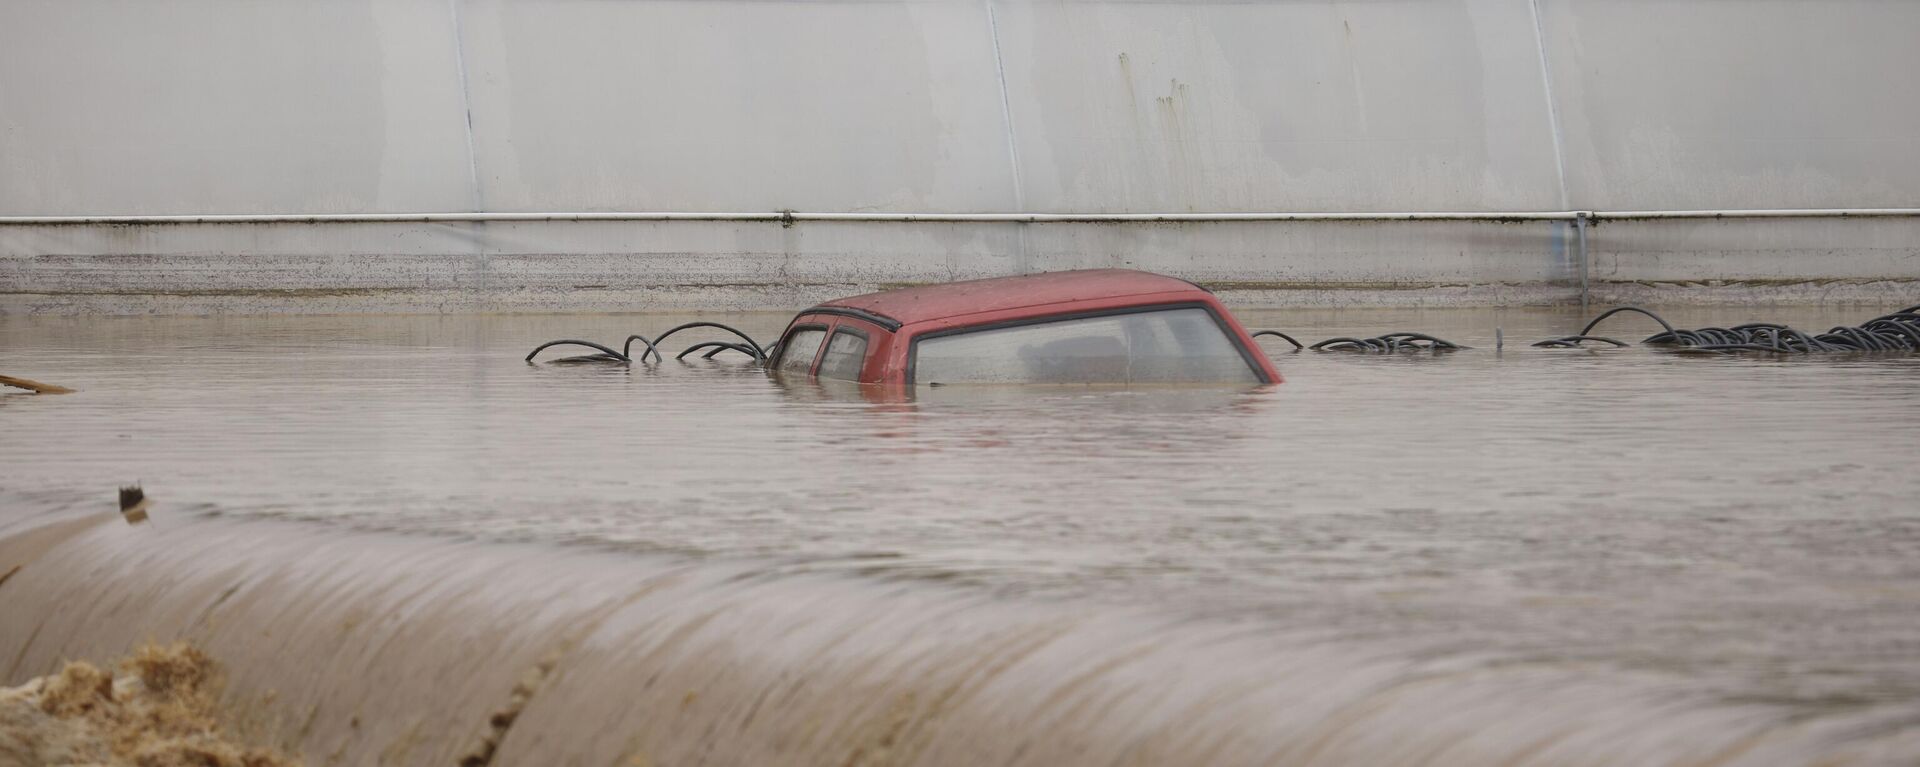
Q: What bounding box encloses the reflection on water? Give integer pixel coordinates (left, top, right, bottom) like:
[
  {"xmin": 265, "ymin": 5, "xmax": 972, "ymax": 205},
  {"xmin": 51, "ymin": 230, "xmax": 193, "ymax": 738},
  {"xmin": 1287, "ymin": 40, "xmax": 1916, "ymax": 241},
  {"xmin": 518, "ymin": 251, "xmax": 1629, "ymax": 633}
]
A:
[{"xmin": 3, "ymin": 306, "xmax": 1919, "ymax": 764}]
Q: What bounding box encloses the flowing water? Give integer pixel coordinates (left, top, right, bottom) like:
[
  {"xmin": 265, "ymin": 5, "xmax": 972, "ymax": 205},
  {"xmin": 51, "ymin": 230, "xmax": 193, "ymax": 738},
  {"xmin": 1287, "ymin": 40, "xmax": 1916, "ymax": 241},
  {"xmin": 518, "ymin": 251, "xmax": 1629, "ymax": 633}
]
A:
[{"xmin": 2, "ymin": 306, "xmax": 1918, "ymax": 765}]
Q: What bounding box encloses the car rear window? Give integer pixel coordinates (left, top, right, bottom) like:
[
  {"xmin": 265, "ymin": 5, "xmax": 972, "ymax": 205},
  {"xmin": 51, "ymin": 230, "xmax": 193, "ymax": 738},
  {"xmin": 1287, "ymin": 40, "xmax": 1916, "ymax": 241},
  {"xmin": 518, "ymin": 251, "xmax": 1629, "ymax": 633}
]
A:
[
  {"xmin": 816, "ymin": 330, "xmax": 868, "ymax": 381},
  {"xmin": 776, "ymin": 328, "xmax": 826, "ymax": 374},
  {"xmin": 913, "ymin": 307, "xmax": 1260, "ymax": 385}
]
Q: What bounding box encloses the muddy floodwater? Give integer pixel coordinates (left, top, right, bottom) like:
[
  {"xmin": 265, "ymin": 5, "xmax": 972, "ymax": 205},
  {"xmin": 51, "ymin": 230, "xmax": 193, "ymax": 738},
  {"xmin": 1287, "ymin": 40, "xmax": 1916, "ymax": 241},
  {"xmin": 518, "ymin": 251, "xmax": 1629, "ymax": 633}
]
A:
[{"xmin": 3, "ymin": 306, "xmax": 1919, "ymax": 765}]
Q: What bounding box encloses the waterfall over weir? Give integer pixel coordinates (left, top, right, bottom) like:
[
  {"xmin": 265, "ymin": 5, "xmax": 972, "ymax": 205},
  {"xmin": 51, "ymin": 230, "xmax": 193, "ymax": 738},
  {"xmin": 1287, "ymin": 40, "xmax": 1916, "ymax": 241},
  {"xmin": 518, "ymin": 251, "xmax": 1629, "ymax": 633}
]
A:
[{"xmin": 2, "ymin": 510, "xmax": 1915, "ymax": 766}]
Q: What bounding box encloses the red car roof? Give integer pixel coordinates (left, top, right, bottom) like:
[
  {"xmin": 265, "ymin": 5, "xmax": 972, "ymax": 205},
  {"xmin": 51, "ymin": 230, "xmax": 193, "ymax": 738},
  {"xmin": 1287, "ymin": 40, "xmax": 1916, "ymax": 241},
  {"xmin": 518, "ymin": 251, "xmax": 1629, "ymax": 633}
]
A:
[{"xmin": 812, "ymin": 269, "xmax": 1209, "ymax": 327}]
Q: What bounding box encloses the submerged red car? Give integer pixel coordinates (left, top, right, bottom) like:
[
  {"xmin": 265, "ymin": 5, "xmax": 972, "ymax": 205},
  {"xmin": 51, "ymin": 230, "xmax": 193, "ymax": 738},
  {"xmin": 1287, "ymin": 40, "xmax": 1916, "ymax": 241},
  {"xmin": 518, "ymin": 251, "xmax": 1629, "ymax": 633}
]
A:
[{"xmin": 770, "ymin": 269, "xmax": 1282, "ymax": 386}]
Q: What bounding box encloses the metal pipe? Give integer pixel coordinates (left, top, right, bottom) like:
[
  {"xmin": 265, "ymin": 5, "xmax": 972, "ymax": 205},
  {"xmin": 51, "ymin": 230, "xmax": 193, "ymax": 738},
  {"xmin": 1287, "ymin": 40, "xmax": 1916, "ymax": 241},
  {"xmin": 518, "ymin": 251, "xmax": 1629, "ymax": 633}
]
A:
[
  {"xmin": 1592, "ymin": 208, "xmax": 1920, "ymax": 220},
  {"xmin": 790, "ymin": 212, "xmax": 1578, "ymax": 222},
  {"xmin": 1575, "ymin": 211, "xmax": 1591, "ymax": 310},
  {"xmin": 3, "ymin": 208, "xmax": 1918, "ymax": 226}
]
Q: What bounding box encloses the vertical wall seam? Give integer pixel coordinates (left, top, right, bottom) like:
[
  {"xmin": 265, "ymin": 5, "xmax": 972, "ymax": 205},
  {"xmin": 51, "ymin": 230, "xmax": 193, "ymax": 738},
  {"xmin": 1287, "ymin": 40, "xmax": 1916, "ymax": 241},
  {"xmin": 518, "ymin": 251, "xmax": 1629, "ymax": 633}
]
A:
[
  {"xmin": 1526, "ymin": 0, "xmax": 1570, "ymax": 211},
  {"xmin": 1527, "ymin": 0, "xmax": 1576, "ymax": 292},
  {"xmin": 984, "ymin": 1, "xmax": 1025, "ymax": 212},
  {"xmin": 449, "ymin": 0, "xmax": 484, "ymax": 212},
  {"xmin": 983, "ymin": 0, "xmax": 1030, "ymax": 272}
]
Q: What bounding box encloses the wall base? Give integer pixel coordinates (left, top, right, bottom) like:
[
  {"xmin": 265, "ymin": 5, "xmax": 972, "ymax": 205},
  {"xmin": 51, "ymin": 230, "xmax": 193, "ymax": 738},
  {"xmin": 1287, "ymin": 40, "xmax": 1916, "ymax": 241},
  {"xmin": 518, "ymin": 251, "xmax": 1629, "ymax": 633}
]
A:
[{"xmin": 3, "ymin": 218, "xmax": 1915, "ymax": 315}]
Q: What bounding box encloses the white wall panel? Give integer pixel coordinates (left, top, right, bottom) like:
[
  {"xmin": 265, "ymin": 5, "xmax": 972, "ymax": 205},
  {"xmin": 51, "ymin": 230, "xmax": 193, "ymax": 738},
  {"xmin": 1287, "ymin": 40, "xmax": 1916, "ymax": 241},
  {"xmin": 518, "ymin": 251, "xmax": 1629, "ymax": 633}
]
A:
[
  {"xmin": 1542, "ymin": 0, "xmax": 1920, "ymax": 210},
  {"xmin": 6, "ymin": 0, "xmax": 1918, "ymax": 216},
  {"xmin": 993, "ymin": 0, "xmax": 1566, "ymax": 213},
  {"xmin": 457, "ymin": 0, "xmax": 1017, "ymax": 213},
  {"xmin": 0, "ymin": 0, "xmax": 474, "ymax": 215},
  {"xmin": 4, "ymin": 0, "xmax": 1919, "ymax": 312}
]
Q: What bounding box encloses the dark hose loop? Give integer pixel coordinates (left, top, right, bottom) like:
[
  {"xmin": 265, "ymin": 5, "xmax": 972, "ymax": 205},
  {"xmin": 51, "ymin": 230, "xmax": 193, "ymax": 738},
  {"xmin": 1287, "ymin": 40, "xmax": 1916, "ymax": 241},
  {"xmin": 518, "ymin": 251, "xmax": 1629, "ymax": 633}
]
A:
[
  {"xmin": 524, "ymin": 340, "xmax": 630, "ymax": 363},
  {"xmin": 652, "ymin": 322, "xmax": 768, "ymax": 361},
  {"xmin": 1309, "ymin": 337, "xmax": 1367, "ymax": 351},
  {"xmin": 1381, "ymin": 332, "xmax": 1464, "ymax": 349},
  {"xmin": 529, "ymin": 323, "xmax": 770, "ymax": 367},
  {"xmin": 1250, "ymin": 330, "xmax": 1304, "ymax": 350},
  {"xmin": 1532, "ymin": 335, "xmax": 1629, "ymax": 348},
  {"xmin": 1555, "ymin": 304, "xmax": 1919, "ymax": 356},
  {"xmin": 677, "ymin": 341, "xmax": 760, "ymax": 361},
  {"xmin": 1310, "ymin": 333, "xmax": 1466, "ymax": 353},
  {"xmin": 1581, "ymin": 306, "xmax": 1678, "ymax": 337},
  {"xmin": 623, "ymin": 334, "xmax": 663, "ymax": 363}
]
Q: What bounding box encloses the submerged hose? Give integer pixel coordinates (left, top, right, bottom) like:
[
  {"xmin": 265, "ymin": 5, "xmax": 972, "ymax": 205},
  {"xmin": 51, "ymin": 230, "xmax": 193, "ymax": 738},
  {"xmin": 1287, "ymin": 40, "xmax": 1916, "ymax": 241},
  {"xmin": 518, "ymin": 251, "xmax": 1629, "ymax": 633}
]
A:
[
  {"xmin": 623, "ymin": 334, "xmax": 663, "ymax": 363},
  {"xmin": 650, "ymin": 322, "xmax": 769, "ymax": 361},
  {"xmin": 677, "ymin": 341, "xmax": 760, "ymax": 361},
  {"xmin": 528, "ymin": 303, "xmax": 1920, "ymax": 369},
  {"xmin": 1531, "ymin": 335, "xmax": 1629, "ymax": 348},
  {"xmin": 1310, "ymin": 332, "xmax": 1466, "ymax": 353},
  {"xmin": 1580, "ymin": 306, "xmax": 1678, "ymax": 337},
  {"xmin": 528, "ymin": 323, "xmax": 773, "ymax": 366},
  {"xmin": 1537, "ymin": 305, "xmax": 1920, "ymax": 355},
  {"xmin": 1250, "ymin": 330, "xmax": 1304, "ymax": 350},
  {"xmin": 524, "ymin": 340, "xmax": 629, "ymax": 363},
  {"xmin": 1252, "ymin": 327, "xmax": 1466, "ymax": 354}
]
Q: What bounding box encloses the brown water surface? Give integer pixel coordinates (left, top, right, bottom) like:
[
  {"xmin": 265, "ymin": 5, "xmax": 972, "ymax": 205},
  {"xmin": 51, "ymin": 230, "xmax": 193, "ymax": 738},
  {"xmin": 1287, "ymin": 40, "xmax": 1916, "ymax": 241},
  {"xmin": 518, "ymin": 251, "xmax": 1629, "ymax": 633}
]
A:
[{"xmin": 2, "ymin": 306, "xmax": 1918, "ymax": 764}]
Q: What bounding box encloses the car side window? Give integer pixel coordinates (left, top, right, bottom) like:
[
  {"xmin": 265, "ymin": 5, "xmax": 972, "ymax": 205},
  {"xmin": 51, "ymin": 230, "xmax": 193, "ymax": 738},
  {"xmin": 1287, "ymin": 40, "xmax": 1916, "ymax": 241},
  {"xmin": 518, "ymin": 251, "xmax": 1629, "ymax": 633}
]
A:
[
  {"xmin": 816, "ymin": 330, "xmax": 869, "ymax": 381},
  {"xmin": 776, "ymin": 328, "xmax": 826, "ymax": 374}
]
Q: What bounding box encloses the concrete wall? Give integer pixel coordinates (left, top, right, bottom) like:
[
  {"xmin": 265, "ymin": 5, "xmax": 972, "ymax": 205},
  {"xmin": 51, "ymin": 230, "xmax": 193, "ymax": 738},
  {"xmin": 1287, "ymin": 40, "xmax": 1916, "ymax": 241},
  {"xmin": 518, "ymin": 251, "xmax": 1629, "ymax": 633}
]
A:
[{"xmin": 3, "ymin": 0, "xmax": 1918, "ymax": 313}]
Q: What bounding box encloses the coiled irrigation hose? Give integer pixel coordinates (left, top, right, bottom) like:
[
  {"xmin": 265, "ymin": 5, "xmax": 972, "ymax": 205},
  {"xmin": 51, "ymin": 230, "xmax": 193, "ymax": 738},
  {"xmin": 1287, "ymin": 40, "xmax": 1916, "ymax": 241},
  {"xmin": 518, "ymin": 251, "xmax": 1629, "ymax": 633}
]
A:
[
  {"xmin": 527, "ymin": 321, "xmax": 773, "ymax": 365},
  {"xmin": 1536, "ymin": 304, "xmax": 1920, "ymax": 354},
  {"xmin": 647, "ymin": 322, "xmax": 770, "ymax": 362},
  {"xmin": 677, "ymin": 341, "xmax": 762, "ymax": 361},
  {"xmin": 522, "ymin": 339, "xmax": 632, "ymax": 363},
  {"xmin": 1252, "ymin": 330, "xmax": 1468, "ymax": 353},
  {"xmin": 530, "ymin": 303, "xmax": 1919, "ymax": 368},
  {"xmin": 1311, "ymin": 332, "xmax": 1468, "ymax": 352}
]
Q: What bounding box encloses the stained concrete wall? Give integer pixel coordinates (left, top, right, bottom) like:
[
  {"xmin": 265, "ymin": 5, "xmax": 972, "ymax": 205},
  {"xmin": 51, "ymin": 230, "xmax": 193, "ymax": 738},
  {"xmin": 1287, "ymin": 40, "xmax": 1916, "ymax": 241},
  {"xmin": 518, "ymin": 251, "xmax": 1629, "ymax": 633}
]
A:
[{"xmin": 2, "ymin": 0, "xmax": 1918, "ymax": 313}]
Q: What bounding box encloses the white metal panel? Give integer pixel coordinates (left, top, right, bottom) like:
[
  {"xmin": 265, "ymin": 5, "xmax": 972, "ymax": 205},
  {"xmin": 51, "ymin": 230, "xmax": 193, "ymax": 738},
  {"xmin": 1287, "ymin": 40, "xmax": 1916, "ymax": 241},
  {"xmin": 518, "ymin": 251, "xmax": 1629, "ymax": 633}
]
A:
[
  {"xmin": 991, "ymin": 0, "xmax": 1567, "ymax": 213},
  {"xmin": 7, "ymin": 0, "xmax": 1920, "ymax": 218},
  {"xmin": 457, "ymin": 0, "xmax": 1017, "ymax": 213},
  {"xmin": 4, "ymin": 0, "xmax": 1920, "ymax": 313},
  {"xmin": 1542, "ymin": 0, "xmax": 1920, "ymax": 210},
  {"xmin": 0, "ymin": 0, "xmax": 475, "ymax": 215}
]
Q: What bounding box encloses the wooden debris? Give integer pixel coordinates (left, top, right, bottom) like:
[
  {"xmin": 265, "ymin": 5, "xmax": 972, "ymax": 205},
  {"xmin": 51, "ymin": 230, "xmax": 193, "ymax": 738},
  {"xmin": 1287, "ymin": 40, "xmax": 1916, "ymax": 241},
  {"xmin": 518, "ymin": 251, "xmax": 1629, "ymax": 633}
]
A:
[
  {"xmin": 119, "ymin": 485, "xmax": 150, "ymax": 525},
  {"xmin": 0, "ymin": 374, "xmax": 74, "ymax": 394}
]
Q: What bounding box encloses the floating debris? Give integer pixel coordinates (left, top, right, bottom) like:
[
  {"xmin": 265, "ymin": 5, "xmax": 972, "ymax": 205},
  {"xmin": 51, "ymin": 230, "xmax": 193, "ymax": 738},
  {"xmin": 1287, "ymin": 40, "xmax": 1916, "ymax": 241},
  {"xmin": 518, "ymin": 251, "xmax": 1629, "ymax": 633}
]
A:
[
  {"xmin": 118, "ymin": 485, "xmax": 150, "ymax": 526},
  {"xmin": 0, "ymin": 374, "xmax": 74, "ymax": 394}
]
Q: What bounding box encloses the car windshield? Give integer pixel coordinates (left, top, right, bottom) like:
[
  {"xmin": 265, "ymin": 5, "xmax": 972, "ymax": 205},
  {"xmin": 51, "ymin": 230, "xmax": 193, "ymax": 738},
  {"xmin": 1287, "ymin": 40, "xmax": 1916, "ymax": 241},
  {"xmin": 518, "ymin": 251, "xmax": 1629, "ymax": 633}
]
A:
[{"xmin": 913, "ymin": 307, "xmax": 1261, "ymax": 385}]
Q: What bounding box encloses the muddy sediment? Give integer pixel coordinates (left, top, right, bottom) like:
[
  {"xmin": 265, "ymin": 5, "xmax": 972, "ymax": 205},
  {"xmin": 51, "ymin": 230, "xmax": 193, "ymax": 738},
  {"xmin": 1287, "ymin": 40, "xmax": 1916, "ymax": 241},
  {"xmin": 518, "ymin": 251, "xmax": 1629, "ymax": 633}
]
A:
[
  {"xmin": 0, "ymin": 642, "xmax": 293, "ymax": 767},
  {"xmin": 2, "ymin": 511, "xmax": 1918, "ymax": 766}
]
